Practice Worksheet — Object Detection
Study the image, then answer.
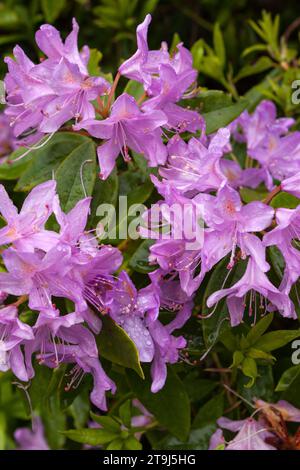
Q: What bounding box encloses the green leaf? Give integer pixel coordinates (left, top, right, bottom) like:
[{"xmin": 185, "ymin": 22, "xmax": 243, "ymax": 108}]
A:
[
  {"xmin": 268, "ymin": 246, "xmax": 285, "ymax": 279},
  {"xmin": 242, "ymin": 44, "xmax": 269, "ymax": 57},
  {"xmin": 238, "ymin": 365, "xmax": 275, "ymax": 403},
  {"xmin": 63, "ymin": 428, "xmax": 118, "ymax": 446},
  {"xmin": 242, "ymin": 357, "xmax": 258, "ymax": 387},
  {"xmin": 254, "ymin": 330, "xmax": 300, "ymax": 352},
  {"xmin": 158, "ymin": 394, "xmax": 224, "ymax": 450},
  {"xmin": 213, "ymin": 23, "xmax": 225, "ymax": 67},
  {"xmin": 203, "ymin": 99, "xmax": 248, "ymax": 134},
  {"xmin": 0, "ymin": 412, "xmax": 6, "ymax": 450},
  {"xmin": 106, "ymin": 438, "xmax": 124, "ymax": 450},
  {"xmin": 234, "ymin": 56, "xmax": 274, "ymax": 82},
  {"xmin": 41, "ymin": 0, "xmax": 66, "ymax": 22},
  {"xmin": 127, "ymin": 366, "xmax": 190, "ymax": 441},
  {"xmin": 275, "ymin": 365, "xmax": 300, "ymax": 392},
  {"xmin": 193, "ymin": 394, "xmax": 224, "ymax": 429},
  {"xmin": 124, "ymin": 436, "xmax": 143, "ymax": 450},
  {"xmin": 90, "ymin": 412, "xmax": 120, "ymax": 432},
  {"xmin": 97, "ymin": 315, "xmax": 144, "ymax": 378},
  {"xmin": 0, "ymin": 147, "xmax": 33, "ymax": 180},
  {"xmin": 124, "ymin": 80, "xmax": 145, "ymax": 101},
  {"xmin": 129, "ymin": 239, "xmax": 156, "ymax": 273},
  {"xmin": 202, "ymin": 257, "xmax": 247, "ymax": 347},
  {"xmin": 87, "ymin": 49, "xmax": 103, "ymax": 76},
  {"xmin": 119, "ymin": 400, "xmax": 132, "ymax": 428},
  {"xmin": 15, "ymin": 133, "xmax": 92, "ymax": 192},
  {"xmin": 231, "ymin": 350, "xmax": 244, "ymax": 367},
  {"xmin": 189, "ymin": 90, "xmax": 232, "ymax": 114},
  {"xmin": 246, "ymin": 313, "xmax": 274, "ymax": 345},
  {"xmin": 247, "ymin": 348, "xmax": 275, "ymax": 361},
  {"xmin": 240, "ymin": 187, "xmax": 268, "ymax": 203},
  {"xmin": 88, "ymin": 168, "xmax": 119, "ymax": 230},
  {"xmin": 55, "ymin": 140, "xmax": 97, "ymax": 212},
  {"xmin": 271, "ymin": 192, "xmax": 300, "ymax": 209},
  {"xmin": 220, "ymin": 330, "xmax": 239, "ymax": 352}
]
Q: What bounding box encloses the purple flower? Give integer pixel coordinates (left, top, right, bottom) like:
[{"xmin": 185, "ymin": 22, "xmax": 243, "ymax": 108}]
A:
[
  {"xmin": 216, "ymin": 417, "xmax": 276, "ymax": 450},
  {"xmin": 0, "ymin": 180, "xmax": 57, "ymax": 251},
  {"xmin": 0, "ymin": 305, "xmax": 34, "ymax": 381},
  {"xmin": 281, "ymin": 172, "xmax": 300, "ymax": 198},
  {"xmin": 0, "ymin": 112, "xmax": 16, "ymax": 159},
  {"xmin": 193, "ymin": 184, "xmax": 274, "ymax": 282},
  {"xmin": 264, "ymin": 206, "xmax": 300, "ymax": 295},
  {"xmin": 14, "ymin": 417, "xmax": 49, "ymax": 450},
  {"xmin": 220, "ymin": 158, "xmax": 270, "ymax": 190},
  {"xmin": 209, "ymin": 428, "xmax": 225, "ymax": 450},
  {"xmin": 158, "ymin": 130, "xmax": 230, "ymax": 194},
  {"xmin": 233, "ymin": 100, "xmax": 294, "ymax": 151},
  {"xmin": 255, "ymin": 399, "xmax": 300, "ymax": 422},
  {"xmin": 35, "ymin": 18, "xmax": 90, "ymax": 75},
  {"xmin": 4, "ymin": 19, "xmax": 110, "ymax": 142},
  {"xmin": 83, "ymin": 269, "xmax": 191, "ymax": 392},
  {"xmin": 76, "ymin": 93, "xmax": 167, "ymax": 179},
  {"xmin": 24, "ymin": 307, "xmax": 90, "ymax": 371},
  {"xmin": 0, "ymin": 245, "xmax": 72, "ymax": 310},
  {"xmin": 118, "ymin": 14, "xmax": 153, "ymax": 87},
  {"xmin": 207, "ymin": 257, "xmax": 296, "ymax": 325},
  {"xmin": 119, "ymin": 15, "xmax": 202, "ymax": 133},
  {"xmin": 232, "ymin": 100, "xmax": 299, "ymax": 186}
]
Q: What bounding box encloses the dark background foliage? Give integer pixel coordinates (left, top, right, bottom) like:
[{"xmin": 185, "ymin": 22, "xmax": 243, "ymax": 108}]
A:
[{"xmin": 1, "ymin": 0, "xmax": 300, "ymax": 76}]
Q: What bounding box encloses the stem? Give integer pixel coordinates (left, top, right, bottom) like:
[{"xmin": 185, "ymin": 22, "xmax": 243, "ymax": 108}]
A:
[
  {"xmin": 212, "ymin": 352, "xmax": 235, "ymax": 406},
  {"xmin": 13, "ymin": 295, "xmax": 28, "ymax": 307},
  {"xmin": 262, "ymin": 184, "xmax": 282, "ymax": 205},
  {"xmin": 103, "ymin": 72, "xmax": 121, "ymax": 117},
  {"xmin": 137, "ymin": 92, "xmax": 147, "ymax": 106}
]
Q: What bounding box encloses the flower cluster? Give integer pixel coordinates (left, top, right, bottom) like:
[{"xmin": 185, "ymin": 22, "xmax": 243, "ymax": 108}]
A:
[
  {"xmin": 4, "ymin": 19, "xmax": 110, "ymax": 147},
  {"xmin": 209, "ymin": 399, "xmax": 300, "ymax": 450},
  {"xmin": 145, "ymin": 98, "xmax": 300, "ymax": 326},
  {"xmin": 2, "ymin": 13, "xmax": 300, "ymax": 447},
  {"xmin": 0, "ymin": 180, "xmax": 192, "ymax": 408}
]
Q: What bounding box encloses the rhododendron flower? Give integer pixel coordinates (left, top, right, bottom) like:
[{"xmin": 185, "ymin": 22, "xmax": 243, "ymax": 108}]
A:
[
  {"xmin": 15, "ymin": 417, "xmax": 49, "ymax": 450},
  {"xmin": 255, "ymin": 399, "xmax": 300, "ymax": 422},
  {"xmin": 76, "ymin": 93, "xmax": 167, "ymax": 179},
  {"xmin": 232, "ymin": 100, "xmax": 300, "ymax": 186},
  {"xmin": 119, "ymin": 15, "xmax": 202, "ymax": 133},
  {"xmin": 4, "ymin": 19, "xmax": 110, "ymax": 143},
  {"xmin": 281, "ymin": 171, "xmax": 300, "ymax": 198},
  {"xmin": 0, "ymin": 305, "xmax": 34, "ymax": 381},
  {"xmin": 213, "ymin": 417, "xmax": 276, "ymax": 450},
  {"xmin": 207, "ymin": 257, "xmax": 296, "ymax": 325},
  {"xmin": 158, "ymin": 129, "xmax": 230, "ymax": 193},
  {"xmin": 264, "ymin": 206, "xmax": 300, "ymax": 295},
  {"xmin": 0, "ymin": 180, "xmax": 57, "ymax": 250},
  {"xmin": 0, "ymin": 112, "xmax": 16, "ymax": 159}
]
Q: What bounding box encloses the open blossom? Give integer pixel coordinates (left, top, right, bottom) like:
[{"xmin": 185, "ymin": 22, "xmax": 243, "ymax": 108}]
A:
[
  {"xmin": 0, "ymin": 305, "xmax": 34, "ymax": 381},
  {"xmin": 210, "ymin": 399, "xmax": 300, "ymax": 450},
  {"xmin": 210, "ymin": 417, "xmax": 276, "ymax": 450},
  {"xmin": 82, "ymin": 268, "xmax": 191, "ymax": 392},
  {"xmin": 231, "ymin": 100, "xmax": 300, "ymax": 186},
  {"xmin": 4, "ymin": 19, "xmax": 110, "ymax": 144},
  {"xmin": 207, "ymin": 257, "xmax": 296, "ymax": 325},
  {"xmin": 24, "ymin": 307, "xmax": 116, "ymax": 410},
  {"xmin": 119, "ymin": 14, "xmax": 203, "ymax": 133},
  {"xmin": 0, "ymin": 112, "xmax": 16, "ymax": 159},
  {"xmin": 281, "ymin": 171, "xmax": 300, "ymax": 198},
  {"xmin": 76, "ymin": 93, "xmax": 167, "ymax": 179},
  {"xmin": 263, "ymin": 206, "xmax": 300, "ymax": 295},
  {"xmin": 0, "ymin": 180, "xmax": 57, "ymax": 250},
  {"xmin": 158, "ymin": 129, "xmax": 230, "ymax": 194},
  {"xmin": 15, "ymin": 417, "xmax": 49, "ymax": 450}
]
